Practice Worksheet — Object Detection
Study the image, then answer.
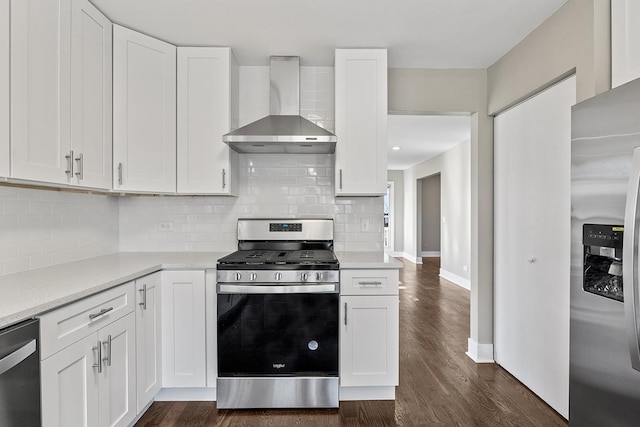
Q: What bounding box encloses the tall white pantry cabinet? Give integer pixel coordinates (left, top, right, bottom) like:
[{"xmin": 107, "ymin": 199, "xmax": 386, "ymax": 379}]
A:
[
  {"xmin": 113, "ymin": 25, "xmax": 176, "ymax": 194},
  {"xmin": 10, "ymin": 0, "xmax": 112, "ymax": 189},
  {"xmin": 612, "ymin": 0, "xmax": 640, "ymax": 88}
]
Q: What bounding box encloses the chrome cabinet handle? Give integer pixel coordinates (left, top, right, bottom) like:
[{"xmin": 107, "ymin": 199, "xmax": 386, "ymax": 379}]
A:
[
  {"xmin": 117, "ymin": 162, "xmax": 123, "ymax": 186},
  {"xmin": 89, "ymin": 307, "xmax": 113, "ymax": 320},
  {"xmin": 359, "ymin": 281, "xmax": 383, "ymax": 286},
  {"xmin": 102, "ymin": 335, "xmax": 111, "ymax": 367},
  {"xmin": 339, "ymin": 169, "xmax": 343, "ymax": 189},
  {"xmin": 65, "ymin": 150, "xmax": 74, "ymax": 178},
  {"xmin": 0, "ymin": 339, "xmax": 36, "ymax": 376},
  {"xmin": 139, "ymin": 284, "xmax": 147, "ymax": 310},
  {"xmin": 344, "ymin": 302, "xmax": 348, "ymax": 325},
  {"xmin": 93, "ymin": 340, "xmax": 102, "ymax": 373},
  {"xmin": 222, "ymin": 168, "xmax": 226, "ymax": 189},
  {"xmin": 74, "ymin": 152, "xmax": 83, "ymax": 180}
]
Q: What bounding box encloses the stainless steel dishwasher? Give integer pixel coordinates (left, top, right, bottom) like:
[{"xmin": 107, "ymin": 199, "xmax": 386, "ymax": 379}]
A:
[{"xmin": 0, "ymin": 318, "xmax": 41, "ymax": 426}]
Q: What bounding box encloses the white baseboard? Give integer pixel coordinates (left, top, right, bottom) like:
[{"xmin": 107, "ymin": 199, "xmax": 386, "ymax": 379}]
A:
[
  {"xmin": 155, "ymin": 387, "xmax": 216, "ymax": 401},
  {"xmin": 439, "ymin": 269, "xmax": 471, "ymax": 290},
  {"xmin": 401, "ymin": 252, "xmax": 423, "ymax": 264},
  {"xmin": 466, "ymin": 338, "xmax": 494, "ymax": 363},
  {"xmin": 339, "ymin": 386, "xmax": 396, "ymax": 401},
  {"xmin": 420, "ymin": 251, "xmax": 441, "ymax": 257}
]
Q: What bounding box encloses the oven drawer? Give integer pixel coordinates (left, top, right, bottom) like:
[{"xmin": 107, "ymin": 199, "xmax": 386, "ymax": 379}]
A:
[
  {"xmin": 340, "ymin": 269, "xmax": 399, "ymax": 296},
  {"xmin": 39, "ymin": 282, "xmax": 135, "ymax": 359}
]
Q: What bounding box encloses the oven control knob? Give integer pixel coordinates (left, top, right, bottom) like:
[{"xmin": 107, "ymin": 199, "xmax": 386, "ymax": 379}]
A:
[
  {"xmin": 316, "ymin": 272, "xmax": 322, "ymax": 281},
  {"xmin": 275, "ymin": 272, "xmax": 283, "ymax": 281},
  {"xmin": 301, "ymin": 272, "xmax": 308, "ymax": 281},
  {"xmin": 250, "ymin": 272, "xmax": 257, "ymax": 281},
  {"xmin": 234, "ymin": 272, "xmax": 242, "ymax": 281},
  {"xmin": 308, "ymin": 340, "xmax": 319, "ymax": 351}
]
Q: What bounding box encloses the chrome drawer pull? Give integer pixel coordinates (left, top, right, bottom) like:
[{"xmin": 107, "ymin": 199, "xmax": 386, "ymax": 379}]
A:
[
  {"xmin": 89, "ymin": 307, "xmax": 113, "ymax": 320},
  {"xmin": 359, "ymin": 281, "xmax": 383, "ymax": 286},
  {"xmin": 93, "ymin": 340, "xmax": 102, "ymax": 373}
]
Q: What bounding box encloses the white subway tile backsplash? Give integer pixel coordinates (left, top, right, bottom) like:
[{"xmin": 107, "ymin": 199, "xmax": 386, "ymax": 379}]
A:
[
  {"xmin": 119, "ymin": 153, "xmax": 383, "ymax": 252},
  {"xmin": 0, "ymin": 187, "xmax": 118, "ymax": 276}
]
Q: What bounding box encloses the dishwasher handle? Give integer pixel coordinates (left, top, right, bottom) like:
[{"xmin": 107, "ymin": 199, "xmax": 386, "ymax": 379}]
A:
[{"xmin": 0, "ymin": 339, "xmax": 36, "ymax": 376}]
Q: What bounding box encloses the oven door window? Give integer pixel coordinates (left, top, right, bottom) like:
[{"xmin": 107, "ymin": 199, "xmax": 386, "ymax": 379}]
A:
[{"xmin": 217, "ymin": 293, "xmax": 338, "ymax": 377}]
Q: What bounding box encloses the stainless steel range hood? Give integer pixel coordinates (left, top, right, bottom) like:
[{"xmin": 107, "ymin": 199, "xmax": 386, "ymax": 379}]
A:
[{"xmin": 223, "ymin": 57, "xmax": 336, "ymax": 154}]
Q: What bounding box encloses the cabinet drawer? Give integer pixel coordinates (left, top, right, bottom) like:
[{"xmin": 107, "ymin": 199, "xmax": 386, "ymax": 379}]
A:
[
  {"xmin": 340, "ymin": 269, "xmax": 399, "ymax": 296},
  {"xmin": 39, "ymin": 282, "xmax": 135, "ymax": 360}
]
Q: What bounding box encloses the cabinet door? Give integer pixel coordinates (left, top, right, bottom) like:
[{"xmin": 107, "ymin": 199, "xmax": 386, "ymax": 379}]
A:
[
  {"xmin": 177, "ymin": 47, "xmax": 239, "ymax": 195},
  {"xmin": 98, "ymin": 312, "xmax": 136, "ymax": 427},
  {"xmin": 11, "ymin": 0, "xmax": 72, "ymax": 184},
  {"xmin": 334, "ymin": 49, "xmax": 387, "ymax": 196},
  {"xmin": 113, "ymin": 25, "xmax": 176, "ymax": 193},
  {"xmin": 612, "ymin": 0, "xmax": 640, "ymax": 88},
  {"xmin": 41, "ymin": 333, "xmax": 99, "ymax": 427},
  {"xmin": 135, "ymin": 272, "xmax": 162, "ymax": 412},
  {"xmin": 70, "ymin": 0, "xmax": 112, "ymax": 189},
  {"xmin": 340, "ymin": 295, "xmax": 399, "ymax": 387},
  {"xmin": 0, "ymin": 0, "xmax": 8, "ymax": 177},
  {"xmin": 161, "ymin": 270, "xmax": 206, "ymax": 387}
]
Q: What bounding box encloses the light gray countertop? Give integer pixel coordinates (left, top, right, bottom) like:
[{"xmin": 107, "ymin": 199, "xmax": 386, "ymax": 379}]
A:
[
  {"xmin": 335, "ymin": 251, "xmax": 403, "ymax": 269},
  {"xmin": 0, "ymin": 251, "xmax": 403, "ymax": 329}
]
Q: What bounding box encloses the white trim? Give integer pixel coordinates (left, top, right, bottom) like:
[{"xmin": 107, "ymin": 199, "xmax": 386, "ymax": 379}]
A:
[
  {"xmin": 385, "ymin": 250, "xmax": 404, "ymax": 258},
  {"xmin": 339, "ymin": 386, "xmax": 396, "ymax": 401},
  {"xmin": 401, "ymin": 252, "xmax": 422, "ymax": 264},
  {"xmin": 420, "ymin": 251, "xmax": 441, "ymax": 257},
  {"xmin": 155, "ymin": 387, "xmax": 216, "ymax": 401},
  {"xmin": 439, "ymin": 268, "xmax": 470, "ymax": 290},
  {"xmin": 466, "ymin": 338, "xmax": 494, "ymax": 363}
]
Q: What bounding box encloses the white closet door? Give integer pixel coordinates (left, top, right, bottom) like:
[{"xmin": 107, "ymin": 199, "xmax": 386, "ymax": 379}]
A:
[{"xmin": 494, "ymin": 75, "xmax": 576, "ymax": 419}]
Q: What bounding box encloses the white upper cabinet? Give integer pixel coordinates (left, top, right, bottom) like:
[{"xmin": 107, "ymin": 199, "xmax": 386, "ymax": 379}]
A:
[
  {"xmin": 11, "ymin": 0, "xmax": 72, "ymax": 184},
  {"xmin": 177, "ymin": 47, "xmax": 239, "ymax": 195},
  {"xmin": 113, "ymin": 25, "xmax": 177, "ymax": 194},
  {"xmin": 10, "ymin": 0, "xmax": 112, "ymax": 189},
  {"xmin": 334, "ymin": 49, "xmax": 388, "ymax": 196},
  {"xmin": 0, "ymin": 0, "xmax": 8, "ymax": 178},
  {"xmin": 69, "ymin": 0, "xmax": 112, "ymax": 189},
  {"xmin": 612, "ymin": 0, "xmax": 640, "ymax": 88}
]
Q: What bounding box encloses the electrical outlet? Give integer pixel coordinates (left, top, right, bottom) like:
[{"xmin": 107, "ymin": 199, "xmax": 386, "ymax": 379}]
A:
[
  {"xmin": 361, "ymin": 218, "xmax": 370, "ymax": 232},
  {"xmin": 158, "ymin": 221, "xmax": 174, "ymax": 232},
  {"xmin": 463, "ymin": 265, "xmax": 468, "ymax": 272}
]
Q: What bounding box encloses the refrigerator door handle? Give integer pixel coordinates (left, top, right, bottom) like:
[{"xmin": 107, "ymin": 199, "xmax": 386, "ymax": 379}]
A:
[{"xmin": 623, "ymin": 147, "xmax": 640, "ymax": 371}]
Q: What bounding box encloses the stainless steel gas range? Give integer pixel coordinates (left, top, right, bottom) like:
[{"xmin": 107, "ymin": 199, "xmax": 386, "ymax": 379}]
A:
[{"xmin": 216, "ymin": 218, "xmax": 340, "ymax": 409}]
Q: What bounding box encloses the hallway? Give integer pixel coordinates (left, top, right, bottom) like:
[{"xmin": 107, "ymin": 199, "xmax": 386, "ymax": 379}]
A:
[{"xmin": 136, "ymin": 258, "xmax": 567, "ymax": 426}]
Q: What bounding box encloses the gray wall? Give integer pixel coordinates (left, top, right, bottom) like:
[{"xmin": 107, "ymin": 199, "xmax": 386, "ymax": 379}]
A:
[
  {"xmin": 420, "ymin": 174, "xmax": 441, "ymax": 253},
  {"xmin": 388, "ymin": 68, "xmax": 493, "ymax": 352},
  {"xmin": 488, "ymin": 0, "xmax": 611, "ymax": 113},
  {"xmin": 407, "ymin": 143, "xmax": 470, "ymax": 281},
  {"xmin": 387, "ymin": 170, "xmax": 404, "ymax": 253}
]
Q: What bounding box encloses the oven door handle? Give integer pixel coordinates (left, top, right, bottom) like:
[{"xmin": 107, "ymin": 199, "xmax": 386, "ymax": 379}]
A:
[{"xmin": 218, "ymin": 284, "xmax": 338, "ymax": 294}]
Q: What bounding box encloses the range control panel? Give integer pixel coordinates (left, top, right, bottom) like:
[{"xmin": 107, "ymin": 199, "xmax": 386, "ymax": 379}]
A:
[{"xmin": 270, "ymin": 223, "xmax": 302, "ymax": 232}]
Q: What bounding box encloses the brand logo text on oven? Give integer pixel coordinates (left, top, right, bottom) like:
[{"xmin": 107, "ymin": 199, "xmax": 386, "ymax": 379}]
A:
[{"xmin": 273, "ymin": 363, "xmax": 286, "ymax": 369}]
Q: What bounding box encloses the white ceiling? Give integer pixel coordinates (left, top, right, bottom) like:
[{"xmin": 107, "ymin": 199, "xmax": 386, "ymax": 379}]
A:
[
  {"xmin": 91, "ymin": 0, "xmax": 567, "ymax": 168},
  {"xmin": 387, "ymin": 115, "xmax": 470, "ymax": 170},
  {"xmin": 91, "ymin": 0, "xmax": 567, "ymax": 68}
]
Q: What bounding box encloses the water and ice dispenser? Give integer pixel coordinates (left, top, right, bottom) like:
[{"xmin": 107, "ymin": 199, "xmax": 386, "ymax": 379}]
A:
[{"xmin": 583, "ymin": 224, "xmax": 624, "ymax": 302}]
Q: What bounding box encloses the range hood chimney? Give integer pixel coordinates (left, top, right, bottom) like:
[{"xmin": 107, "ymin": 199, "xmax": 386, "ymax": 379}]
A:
[{"xmin": 222, "ymin": 56, "xmax": 337, "ymax": 154}]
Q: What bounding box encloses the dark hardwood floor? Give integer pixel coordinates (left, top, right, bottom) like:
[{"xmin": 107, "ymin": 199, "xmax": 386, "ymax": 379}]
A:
[{"xmin": 136, "ymin": 258, "xmax": 567, "ymax": 426}]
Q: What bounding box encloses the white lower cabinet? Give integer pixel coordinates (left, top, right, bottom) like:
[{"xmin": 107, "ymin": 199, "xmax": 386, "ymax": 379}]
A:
[
  {"xmin": 161, "ymin": 270, "xmax": 206, "ymax": 387},
  {"xmin": 41, "ymin": 312, "xmax": 137, "ymax": 427},
  {"xmin": 339, "ymin": 268, "xmax": 399, "ymax": 397},
  {"xmin": 135, "ymin": 272, "xmax": 162, "ymax": 413}
]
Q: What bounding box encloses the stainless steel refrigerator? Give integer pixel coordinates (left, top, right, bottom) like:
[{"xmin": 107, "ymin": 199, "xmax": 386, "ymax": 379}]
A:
[{"xmin": 571, "ymin": 76, "xmax": 640, "ymax": 425}]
